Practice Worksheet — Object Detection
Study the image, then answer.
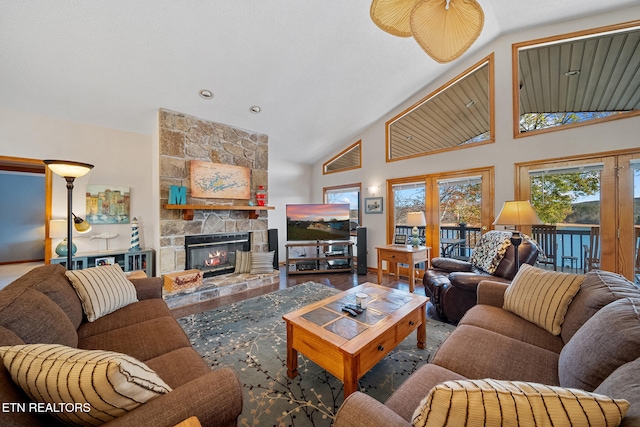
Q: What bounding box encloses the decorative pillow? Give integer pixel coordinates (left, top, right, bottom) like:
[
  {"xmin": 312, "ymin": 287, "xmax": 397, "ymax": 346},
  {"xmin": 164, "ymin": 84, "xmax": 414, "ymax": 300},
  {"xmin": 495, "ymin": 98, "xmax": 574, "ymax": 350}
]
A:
[
  {"xmin": 503, "ymin": 264, "xmax": 584, "ymax": 335},
  {"xmin": 469, "ymin": 230, "xmax": 512, "ymax": 274},
  {"xmin": 412, "ymin": 378, "xmax": 629, "ymax": 427},
  {"xmin": 250, "ymin": 251, "xmax": 275, "ymax": 274},
  {"xmin": 0, "ymin": 344, "xmax": 172, "ymax": 426},
  {"xmin": 234, "ymin": 250, "xmax": 252, "ymax": 274},
  {"xmin": 65, "ymin": 264, "xmax": 138, "ymax": 322}
]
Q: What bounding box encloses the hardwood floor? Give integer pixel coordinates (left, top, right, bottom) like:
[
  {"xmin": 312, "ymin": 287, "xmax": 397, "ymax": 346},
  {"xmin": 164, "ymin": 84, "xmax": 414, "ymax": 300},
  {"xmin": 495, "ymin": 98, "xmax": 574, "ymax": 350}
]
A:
[{"xmin": 170, "ymin": 268, "xmax": 444, "ymax": 321}]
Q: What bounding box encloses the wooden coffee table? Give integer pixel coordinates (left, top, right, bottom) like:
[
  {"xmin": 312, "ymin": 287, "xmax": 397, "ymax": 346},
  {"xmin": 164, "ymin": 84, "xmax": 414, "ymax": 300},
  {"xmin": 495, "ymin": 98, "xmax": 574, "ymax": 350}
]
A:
[{"xmin": 282, "ymin": 282, "xmax": 428, "ymax": 398}]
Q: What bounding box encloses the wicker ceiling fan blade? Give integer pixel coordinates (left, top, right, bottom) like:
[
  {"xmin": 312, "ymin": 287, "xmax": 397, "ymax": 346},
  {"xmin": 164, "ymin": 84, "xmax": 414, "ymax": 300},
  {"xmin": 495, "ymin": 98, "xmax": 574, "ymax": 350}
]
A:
[
  {"xmin": 411, "ymin": 0, "xmax": 484, "ymax": 63},
  {"xmin": 370, "ymin": 0, "xmax": 420, "ymax": 38}
]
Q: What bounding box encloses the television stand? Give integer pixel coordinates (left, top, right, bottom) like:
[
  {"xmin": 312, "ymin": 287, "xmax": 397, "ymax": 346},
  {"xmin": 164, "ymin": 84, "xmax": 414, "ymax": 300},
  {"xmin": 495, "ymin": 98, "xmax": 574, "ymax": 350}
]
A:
[{"xmin": 285, "ymin": 240, "xmax": 354, "ymax": 275}]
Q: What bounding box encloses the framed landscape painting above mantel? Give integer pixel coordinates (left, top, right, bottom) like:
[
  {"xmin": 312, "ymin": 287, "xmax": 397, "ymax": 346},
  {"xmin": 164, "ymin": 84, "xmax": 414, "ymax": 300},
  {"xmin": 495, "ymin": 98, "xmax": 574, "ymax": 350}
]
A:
[{"xmin": 190, "ymin": 161, "xmax": 251, "ymax": 200}]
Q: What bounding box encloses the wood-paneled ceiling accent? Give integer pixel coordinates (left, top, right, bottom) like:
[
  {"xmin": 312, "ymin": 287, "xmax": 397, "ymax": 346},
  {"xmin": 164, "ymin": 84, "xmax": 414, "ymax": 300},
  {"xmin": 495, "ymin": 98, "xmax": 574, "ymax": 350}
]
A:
[
  {"xmin": 323, "ymin": 140, "xmax": 362, "ymax": 174},
  {"xmin": 514, "ymin": 21, "xmax": 640, "ymax": 137},
  {"xmin": 519, "ymin": 25, "xmax": 640, "ymax": 114},
  {"xmin": 387, "ymin": 54, "xmax": 493, "ymax": 162}
]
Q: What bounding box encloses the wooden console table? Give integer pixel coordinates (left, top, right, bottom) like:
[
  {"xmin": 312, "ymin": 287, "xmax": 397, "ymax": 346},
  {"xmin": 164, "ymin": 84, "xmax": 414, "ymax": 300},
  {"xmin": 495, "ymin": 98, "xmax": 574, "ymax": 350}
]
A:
[{"xmin": 376, "ymin": 244, "xmax": 431, "ymax": 293}]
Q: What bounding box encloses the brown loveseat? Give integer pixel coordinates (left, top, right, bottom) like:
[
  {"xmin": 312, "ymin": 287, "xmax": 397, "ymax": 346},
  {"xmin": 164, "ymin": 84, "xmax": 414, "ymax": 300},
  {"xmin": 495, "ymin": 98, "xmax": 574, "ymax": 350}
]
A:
[
  {"xmin": 335, "ymin": 269, "xmax": 640, "ymax": 426},
  {"xmin": 0, "ymin": 264, "xmax": 242, "ymax": 427}
]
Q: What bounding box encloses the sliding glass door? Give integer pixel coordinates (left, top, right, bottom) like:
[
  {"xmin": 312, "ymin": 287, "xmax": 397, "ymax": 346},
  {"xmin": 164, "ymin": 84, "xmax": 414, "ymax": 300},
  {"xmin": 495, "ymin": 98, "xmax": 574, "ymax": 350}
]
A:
[
  {"xmin": 517, "ymin": 149, "xmax": 640, "ymax": 282},
  {"xmin": 387, "ymin": 167, "xmax": 494, "ymax": 257},
  {"xmin": 437, "ymin": 176, "xmax": 483, "ymax": 260},
  {"xmin": 618, "ymin": 154, "xmax": 640, "ymax": 285},
  {"xmin": 528, "ymin": 165, "xmax": 602, "ymax": 272}
]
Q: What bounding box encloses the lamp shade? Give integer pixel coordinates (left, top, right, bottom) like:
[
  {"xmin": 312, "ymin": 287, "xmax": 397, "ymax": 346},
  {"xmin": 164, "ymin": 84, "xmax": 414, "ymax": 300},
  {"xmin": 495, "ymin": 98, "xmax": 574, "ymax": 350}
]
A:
[
  {"xmin": 44, "ymin": 160, "xmax": 94, "ymax": 178},
  {"xmin": 493, "ymin": 200, "xmax": 542, "ymax": 227},
  {"xmin": 49, "ymin": 220, "xmax": 67, "ymax": 239},
  {"xmin": 406, "ymin": 211, "xmax": 427, "ymax": 227}
]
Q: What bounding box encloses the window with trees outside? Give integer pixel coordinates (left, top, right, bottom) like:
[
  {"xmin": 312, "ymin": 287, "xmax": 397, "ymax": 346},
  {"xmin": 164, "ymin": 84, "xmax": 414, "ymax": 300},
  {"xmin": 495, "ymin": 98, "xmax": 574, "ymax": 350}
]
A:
[{"xmin": 323, "ymin": 184, "xmax": 361, "ymax": 235}]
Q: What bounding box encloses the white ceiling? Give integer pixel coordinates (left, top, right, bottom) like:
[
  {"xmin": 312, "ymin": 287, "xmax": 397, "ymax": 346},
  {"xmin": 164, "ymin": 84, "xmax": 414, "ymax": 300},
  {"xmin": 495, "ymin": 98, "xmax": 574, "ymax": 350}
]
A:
[{"xmin": 1, "ymin": 1, "xmax": 638, "ymax": 165}]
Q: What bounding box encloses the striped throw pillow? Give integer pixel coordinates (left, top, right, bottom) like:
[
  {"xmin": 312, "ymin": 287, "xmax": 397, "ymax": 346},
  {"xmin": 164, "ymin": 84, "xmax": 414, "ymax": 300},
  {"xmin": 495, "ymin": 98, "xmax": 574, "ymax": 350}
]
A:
[
  {"xmin": 412, "ymin": 378, "xmax": 629, "ymax": 427},
  {"xmin": 65, "ymin": 264, "xmax": 138, "ymax": 322},
  {"xmin": 235, "ymin": 250, "xmax": 252, "ymax": 274},
  {"xmin": 503, "ymin": 264, "xmax": 584, "ymax": 335},
  {"xmin": 250, "ymin": 251, "xmax": 275, "ymax": 274},
  {"xmin": 0, "ymin": 344, "xmax": 172, "ymax": 426}
]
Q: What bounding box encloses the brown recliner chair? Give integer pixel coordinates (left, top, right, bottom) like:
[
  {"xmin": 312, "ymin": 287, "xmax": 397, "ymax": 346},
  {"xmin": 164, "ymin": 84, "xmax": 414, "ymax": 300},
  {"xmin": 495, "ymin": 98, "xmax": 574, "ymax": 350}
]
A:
[{"xmin": 424, "ymin": 232, "xmax": 539, "ymax": 322}]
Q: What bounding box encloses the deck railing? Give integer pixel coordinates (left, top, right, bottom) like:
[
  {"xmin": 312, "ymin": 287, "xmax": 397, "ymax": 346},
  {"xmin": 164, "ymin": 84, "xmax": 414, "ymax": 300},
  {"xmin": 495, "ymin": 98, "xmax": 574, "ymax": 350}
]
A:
[{"xmin": 394, "ymin": 224, "xmax": 597, "ymax": 271}]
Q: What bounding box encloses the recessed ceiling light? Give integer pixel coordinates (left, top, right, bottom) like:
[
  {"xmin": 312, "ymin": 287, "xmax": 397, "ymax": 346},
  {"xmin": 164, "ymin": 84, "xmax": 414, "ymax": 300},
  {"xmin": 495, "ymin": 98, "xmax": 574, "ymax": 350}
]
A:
[
  {"xmin": 564, "ymin": 70, "xmax": 581, "ymax": 77},
  {"xmin": 405, "ymin": 136, "xmax": 413, "ymax": 141},
  {"xmin": 465, "ymin": 100, "xmax": 476, "ymax": 108},
  {"xmin": 199, "ymin": 89, "xmax": 213, "ymax": 99},
  {"xmin": 250, "ymin": 106, "xmax": 261, "ymax": 114}
]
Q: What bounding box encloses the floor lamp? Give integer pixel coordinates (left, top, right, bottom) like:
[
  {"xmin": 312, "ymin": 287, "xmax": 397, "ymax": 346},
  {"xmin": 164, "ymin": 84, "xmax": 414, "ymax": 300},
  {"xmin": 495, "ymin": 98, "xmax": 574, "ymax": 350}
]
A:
[
  {"xmin": 44, "ymin": 160, "xmax": 94, "ymax": 270},
  {"xmin": 493, "ymin": 200, "xmax": 542, "ymax": 272}
]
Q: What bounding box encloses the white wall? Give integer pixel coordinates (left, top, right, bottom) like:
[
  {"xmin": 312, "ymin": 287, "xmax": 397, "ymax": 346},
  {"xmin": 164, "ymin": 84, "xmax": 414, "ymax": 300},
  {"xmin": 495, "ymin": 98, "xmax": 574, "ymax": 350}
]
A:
[
  {"xmin": 268, "ymin": 157, "xmax": 314, "ymax": 263},
  {"xmin": 0, "ymin": 107, "xmax": 313, "ymax": 268},
  {"xmin": 312, "ymin": 6, "xmax": 640, "ymax": 269},
  {"xmin": 0, "ymin": 107, "xmax": 156, "ymax": 259}
]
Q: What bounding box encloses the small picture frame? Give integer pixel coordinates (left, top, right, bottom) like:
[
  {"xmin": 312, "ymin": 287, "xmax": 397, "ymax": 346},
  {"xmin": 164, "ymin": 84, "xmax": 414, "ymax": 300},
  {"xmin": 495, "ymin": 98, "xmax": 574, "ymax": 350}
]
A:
[
  {"xmin": 394, "ymin": 234, "xmax": 408, "ymax": 245},
  {"xmin": 364, "ymin": 197, "xmax": 383, "ymax": 214}
]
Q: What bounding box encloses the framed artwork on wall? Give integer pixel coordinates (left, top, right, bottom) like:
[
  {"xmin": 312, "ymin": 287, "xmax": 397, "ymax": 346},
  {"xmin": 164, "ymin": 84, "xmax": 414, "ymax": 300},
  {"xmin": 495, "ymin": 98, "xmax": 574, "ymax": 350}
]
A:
[
  {"xmin": 86, "ymin": 185, "xmax": 131, "ymax": 224},
  {"xmin": 190, "ymin": 160, "xmax": 251, "ymax": 199},
  {"xmin": 364, "ymin": 197, "xmax": 383, "ymax": 214}
]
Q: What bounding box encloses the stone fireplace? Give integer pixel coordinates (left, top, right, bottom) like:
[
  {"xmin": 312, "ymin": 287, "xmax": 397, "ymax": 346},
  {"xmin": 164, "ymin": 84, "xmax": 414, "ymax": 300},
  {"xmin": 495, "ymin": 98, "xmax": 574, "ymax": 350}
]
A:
[
  {"xmin": 185, "ymin": 232, "xmax": 251, "ymax": 277},
  {"xmin": 159, "ymin": 109, "xmax": 276, "ymax": 309}
]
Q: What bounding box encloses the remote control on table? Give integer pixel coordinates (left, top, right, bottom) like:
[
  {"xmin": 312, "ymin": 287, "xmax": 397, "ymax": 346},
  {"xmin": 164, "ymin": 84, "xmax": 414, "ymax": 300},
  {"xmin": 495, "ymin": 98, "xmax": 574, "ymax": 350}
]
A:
[
  {"xmin": 342, "ymin": 307, "xmax": 358, "ymax": 317},
  {"xmin": 344, "ymin": 304, "xmax": 364, "ymax": 314}
]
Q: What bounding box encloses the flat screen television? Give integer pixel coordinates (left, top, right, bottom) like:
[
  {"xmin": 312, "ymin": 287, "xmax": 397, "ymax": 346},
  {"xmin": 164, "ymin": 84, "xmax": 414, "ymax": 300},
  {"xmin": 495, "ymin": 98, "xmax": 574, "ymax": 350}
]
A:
[{"xmin": 286, "ymin": 203, "xmax": 351, "ymax": 241}]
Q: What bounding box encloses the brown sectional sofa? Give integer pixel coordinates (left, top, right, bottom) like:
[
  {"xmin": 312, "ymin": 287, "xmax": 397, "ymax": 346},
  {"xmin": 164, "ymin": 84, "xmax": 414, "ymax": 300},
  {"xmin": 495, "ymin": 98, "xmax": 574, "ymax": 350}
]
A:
[
  {"xmin": 0, "ymin": 264, "xmax": 242, "ymax": 427},
  {"xmin": 335, "ymin": 270, "xmax": 640, "ymax": 426}
]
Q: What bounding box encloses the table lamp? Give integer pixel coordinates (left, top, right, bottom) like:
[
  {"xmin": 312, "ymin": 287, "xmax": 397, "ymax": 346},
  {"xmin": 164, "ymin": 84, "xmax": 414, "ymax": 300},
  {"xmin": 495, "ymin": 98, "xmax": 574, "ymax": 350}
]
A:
[
  {"xmin": 44, "ymin": 160, "xmax": 94, "ymax": 270},
  {"xmin": 50, "ymin": 219, "xmax": 74, "ymax": 257},
  {"xmin": 493, "ymin": 200, "xmax": 542, "ymax": 271},
  {"xmin": 406, "ymin": 212, "xmax": 426, "ymax": 247}
]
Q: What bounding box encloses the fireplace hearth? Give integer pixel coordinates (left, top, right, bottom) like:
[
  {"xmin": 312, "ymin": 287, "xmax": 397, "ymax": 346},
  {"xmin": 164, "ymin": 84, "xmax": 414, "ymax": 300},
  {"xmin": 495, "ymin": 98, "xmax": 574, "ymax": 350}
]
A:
[{"xmin": 185, "ymin": 232, "xmax": 251, "ymax": 277}]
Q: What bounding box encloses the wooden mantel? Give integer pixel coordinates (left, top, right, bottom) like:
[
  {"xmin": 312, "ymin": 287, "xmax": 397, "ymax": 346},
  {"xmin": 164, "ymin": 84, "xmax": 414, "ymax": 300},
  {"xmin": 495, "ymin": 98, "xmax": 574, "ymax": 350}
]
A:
[{"xmin": 163, "ymin": 204, "xmax": 275, "ymax": 220}]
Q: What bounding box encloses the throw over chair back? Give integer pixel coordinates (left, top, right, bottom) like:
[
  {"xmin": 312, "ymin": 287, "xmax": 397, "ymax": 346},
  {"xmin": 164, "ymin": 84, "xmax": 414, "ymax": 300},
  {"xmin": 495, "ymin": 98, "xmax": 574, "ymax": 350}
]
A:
[{"xmin": 423, "ymin": 231, "xmax": 539, "ymax": 322}]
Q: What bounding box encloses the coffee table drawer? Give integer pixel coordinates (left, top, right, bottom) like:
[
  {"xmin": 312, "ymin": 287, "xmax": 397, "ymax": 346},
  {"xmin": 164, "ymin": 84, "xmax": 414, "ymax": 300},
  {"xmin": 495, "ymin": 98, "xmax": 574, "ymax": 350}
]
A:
[
  {"xmin": 358, "ymin": 329, "xmax": 397, "ymax": 376},
  {"xmin": 396, "ymin": 307, "xmax": 422, "ymax": 339},
  {"xmin": 293, "ymin": 329, "xmax": 343, "ymax": 380}
]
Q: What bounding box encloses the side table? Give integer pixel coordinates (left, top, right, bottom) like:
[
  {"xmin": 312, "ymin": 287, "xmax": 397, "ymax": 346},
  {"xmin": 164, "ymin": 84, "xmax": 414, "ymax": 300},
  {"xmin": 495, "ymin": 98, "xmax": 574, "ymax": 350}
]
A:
[{"xmin": 376, "ymin": 244, "xmax": 431, "ymax": 292}]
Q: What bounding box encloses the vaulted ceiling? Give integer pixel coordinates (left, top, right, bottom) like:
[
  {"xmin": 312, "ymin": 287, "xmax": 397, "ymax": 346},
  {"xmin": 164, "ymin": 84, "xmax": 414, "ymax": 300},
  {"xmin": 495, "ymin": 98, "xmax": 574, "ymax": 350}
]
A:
[{"xmin": 1, "ymin": 1, "xmax": 638, "ymax": 165}]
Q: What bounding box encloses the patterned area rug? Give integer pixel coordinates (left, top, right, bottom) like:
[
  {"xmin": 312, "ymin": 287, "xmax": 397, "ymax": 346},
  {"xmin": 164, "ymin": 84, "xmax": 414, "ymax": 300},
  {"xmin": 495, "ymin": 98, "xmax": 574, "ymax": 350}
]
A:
[{"xmin": 178, "ymin": 282, "xmax": 455, "ymax": 427}]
